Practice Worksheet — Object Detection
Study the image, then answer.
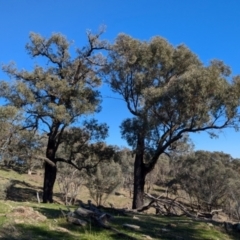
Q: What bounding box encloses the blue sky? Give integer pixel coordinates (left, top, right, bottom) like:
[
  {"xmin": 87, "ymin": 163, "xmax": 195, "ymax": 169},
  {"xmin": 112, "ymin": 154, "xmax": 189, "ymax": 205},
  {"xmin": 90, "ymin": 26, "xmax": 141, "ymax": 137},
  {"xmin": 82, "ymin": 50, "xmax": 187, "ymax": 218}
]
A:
[{"xmin": 0, "ymin": 0, "xmax": 240, "ymax": 157}]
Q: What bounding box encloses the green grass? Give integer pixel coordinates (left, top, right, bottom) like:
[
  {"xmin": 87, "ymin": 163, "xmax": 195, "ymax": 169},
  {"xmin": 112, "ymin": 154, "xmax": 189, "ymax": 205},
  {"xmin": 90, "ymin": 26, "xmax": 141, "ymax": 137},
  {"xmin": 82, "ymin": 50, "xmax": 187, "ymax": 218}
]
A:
[
  {"xmin": 0, "ymin": 167, "xmax": 239, "ymax": 240},
  {"xmin": 0, "ymin": 200, "xmax": 238, "ymax": 240},
  {"xmin": 110, "ymin": 214, "xmax": 234, "ymax": 240}
]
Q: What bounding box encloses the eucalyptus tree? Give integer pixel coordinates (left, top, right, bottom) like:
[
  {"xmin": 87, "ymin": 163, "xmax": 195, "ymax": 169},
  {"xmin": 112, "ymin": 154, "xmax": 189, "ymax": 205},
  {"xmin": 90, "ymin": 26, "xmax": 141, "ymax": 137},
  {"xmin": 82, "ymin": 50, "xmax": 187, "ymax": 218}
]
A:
[
  {"xmin": 55, "ymin": 122, "xmax": 114, "ymax": 205},
  {"xmin": 0, "ymin": 106, "xmax": 21, "ymax": 165},
  {"xmin": 86, "ymin": 158, "xmax": 122, "ymax": 206},
  {"xmin": 105, "ymin": 34, "xmax": 240, "ymax": 209},
  {"xmin": 0, "ymin": 30, "xmax": 108, "ymax": 202},
  {"xmin": 114, "ymin": 147, "xmax": 135, "ymax": 197},
  {"xmin": 175, "ymin": 151, "xmax": 236, "ymax": 211},
  {"xmin": 0, "ymin": 106, "xmax": 18, "ymax": 150},
  {"xmin": 12, "ymin": 130, "xmax": 45, "ymax": 173}
]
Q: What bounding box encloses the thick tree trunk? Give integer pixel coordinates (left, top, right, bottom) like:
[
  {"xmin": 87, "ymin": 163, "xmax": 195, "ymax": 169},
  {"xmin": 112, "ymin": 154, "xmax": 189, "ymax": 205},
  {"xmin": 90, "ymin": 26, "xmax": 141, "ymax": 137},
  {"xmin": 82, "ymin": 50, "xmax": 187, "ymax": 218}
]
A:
[
  {"xmin": 43, "ymin": 161, "xmax": 57, "ymax": 203},
  {"xmin": 132, "ymin": 154, "xmax": 146, "ymax": 209},
  {"xmin": 43, "ymin": 139, "xmax": 57, "ymax": 203},
  {"xmin": 132, "ymin": 136, "xmax": 146, "ymax": 209}
]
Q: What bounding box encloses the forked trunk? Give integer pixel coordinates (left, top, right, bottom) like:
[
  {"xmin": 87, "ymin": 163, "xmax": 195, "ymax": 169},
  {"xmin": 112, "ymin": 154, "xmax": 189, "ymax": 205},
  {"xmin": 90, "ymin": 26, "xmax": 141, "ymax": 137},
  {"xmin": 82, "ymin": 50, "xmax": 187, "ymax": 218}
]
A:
[
  {"xmin": 132, "ymin": 136, "xmax": 146, "ymax": 209},
  {"xmin": 43, "ymin": 161, "xmax": 57, "ymax": 203}
]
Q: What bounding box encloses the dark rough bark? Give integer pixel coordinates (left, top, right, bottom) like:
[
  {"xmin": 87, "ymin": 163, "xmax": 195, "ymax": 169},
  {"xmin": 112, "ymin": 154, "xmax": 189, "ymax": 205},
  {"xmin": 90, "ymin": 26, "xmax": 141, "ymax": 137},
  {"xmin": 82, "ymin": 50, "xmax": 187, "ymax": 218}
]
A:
[
  {"xmin": 43, "ymin": 161, "xmax": 57, "ymax": 203},
  {"xmin": 132, "ymin": 137, "xmax": 146, "ymax": 209},
  {"xmin": 43, "ymin": 138, "xmax": 57, "ymax": 203}
]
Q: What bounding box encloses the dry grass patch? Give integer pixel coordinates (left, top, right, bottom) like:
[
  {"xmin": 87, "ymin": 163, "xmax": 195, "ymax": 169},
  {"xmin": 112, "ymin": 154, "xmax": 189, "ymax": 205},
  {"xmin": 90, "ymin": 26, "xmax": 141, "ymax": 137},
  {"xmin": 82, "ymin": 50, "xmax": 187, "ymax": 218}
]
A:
[{"xmin": 6, "ymin": 206, "xmax": 47, "ymax": 224}]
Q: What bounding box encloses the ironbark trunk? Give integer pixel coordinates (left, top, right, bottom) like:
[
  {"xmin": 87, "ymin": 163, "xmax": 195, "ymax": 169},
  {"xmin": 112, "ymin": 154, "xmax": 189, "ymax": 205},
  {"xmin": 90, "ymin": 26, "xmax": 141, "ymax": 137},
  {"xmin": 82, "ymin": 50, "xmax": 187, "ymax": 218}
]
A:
[
  {"xmin": 42, "ymin": 161, "xmax": 57, "ymax": 203},
  {"xmin": 132, "ymin": 137, "xmax": 146, "ymax": 209},
  {"xmin": 42, "ymin": 140, "xmax": 57, "ymax": 203}
]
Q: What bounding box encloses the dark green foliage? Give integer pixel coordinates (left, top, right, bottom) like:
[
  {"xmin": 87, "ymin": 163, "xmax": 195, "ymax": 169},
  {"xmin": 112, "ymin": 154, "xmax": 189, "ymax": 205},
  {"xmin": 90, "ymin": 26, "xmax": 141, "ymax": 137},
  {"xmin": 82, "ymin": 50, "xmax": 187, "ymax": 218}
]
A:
[
  {"xmin": 0, "ymin": 30, "xmax": 108, "ymax": 202},
  {"xmin": 85, "ymin": 159, "xmax": 122, "ymax": 206},
  {"xmin": 0, "ymin": 106, "xmax": 20, "ymax": 166},
  {"xmin": 105, "ymin": 33, "xmax": 240, "ymax": 208},
  {"xmin": 174, "ymin": 151, "xmax": 238, "ymax": 211},
  {"xmin": 114, "ymin": 147, "xmax": 135, "ymax": 197}
]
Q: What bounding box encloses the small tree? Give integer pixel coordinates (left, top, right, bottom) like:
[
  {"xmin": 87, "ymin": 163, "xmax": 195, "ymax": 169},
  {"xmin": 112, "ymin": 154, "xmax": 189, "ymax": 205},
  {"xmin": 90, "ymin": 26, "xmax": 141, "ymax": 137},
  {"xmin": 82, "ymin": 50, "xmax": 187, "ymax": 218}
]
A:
[
  {"xmin": 114, "ymin": 147, "xmax": 134, "ymax": 197},
  {"xmin": 0, "ymin": 106, "xmax": 20, "ymax": 166},
  {"xmin": 56, "ymin": 124, "xmax": 114, "ymax": 205},
  {"xmin": 57, "ymin": 164, "xmax": 86, "ymax": 205},
  {"xmin": 0, "ymin": 29, "xmax": 108, "ymax": 202},
  {"xmin": 3, "ymin": 129, "xmax": 46, "ymax": 173},
  {"xmin": 86, "ymin": 159, "xmax": 122, "ymax": 206},
  {"xmin": 105, "ymin": 34, "xmax": 240, "ymax": 208},
  {"xmin": 175, "ymin": 151, "xmax": 235, "ymax": 211},
  {"xmin": 228, "ymin": 178, "xmax": 240, "ymax": 220}
]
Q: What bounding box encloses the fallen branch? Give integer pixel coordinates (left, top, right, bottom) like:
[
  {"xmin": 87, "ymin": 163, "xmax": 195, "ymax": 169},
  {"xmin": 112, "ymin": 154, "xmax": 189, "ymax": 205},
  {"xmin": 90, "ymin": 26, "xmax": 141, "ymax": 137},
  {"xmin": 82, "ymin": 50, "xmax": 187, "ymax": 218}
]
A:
[
  {"xmin": 145, "ymin": 193, "xmax": 196, "ymax": 218},
  {"xmin": 136, "ymin": 199, "xmax": 155, "ymax": 212},
  {"xmin": 211, "ymin": 209, "xmax": 223, "ymax": 215}
]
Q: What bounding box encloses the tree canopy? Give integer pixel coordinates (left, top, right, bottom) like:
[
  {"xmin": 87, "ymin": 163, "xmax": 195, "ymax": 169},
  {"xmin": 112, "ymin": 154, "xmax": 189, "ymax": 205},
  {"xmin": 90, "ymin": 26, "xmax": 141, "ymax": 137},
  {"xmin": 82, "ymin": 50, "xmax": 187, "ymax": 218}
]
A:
[
  {"xmin": 105, "ymin": 33, "xmax": 240, "ymax": 208},
  {"xmin": 1, "ymin": 31, "xmax": 240, "ymax": 208},
  {"xmin": 0, "ymin": 30, "xmax": 109, "ymax": 202}
]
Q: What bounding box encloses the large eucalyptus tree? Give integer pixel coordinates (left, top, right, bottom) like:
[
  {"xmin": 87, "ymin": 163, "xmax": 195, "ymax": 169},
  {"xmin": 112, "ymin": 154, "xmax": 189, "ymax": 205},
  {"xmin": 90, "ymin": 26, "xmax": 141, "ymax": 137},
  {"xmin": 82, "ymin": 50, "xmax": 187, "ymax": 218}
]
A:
[
  {"xmin": 105, "ymin": 34, "xmax": 240, "ymax": 208},
  {"xmin": 0, "ymin": 30, "xmax": 108, "ymax": 202}
]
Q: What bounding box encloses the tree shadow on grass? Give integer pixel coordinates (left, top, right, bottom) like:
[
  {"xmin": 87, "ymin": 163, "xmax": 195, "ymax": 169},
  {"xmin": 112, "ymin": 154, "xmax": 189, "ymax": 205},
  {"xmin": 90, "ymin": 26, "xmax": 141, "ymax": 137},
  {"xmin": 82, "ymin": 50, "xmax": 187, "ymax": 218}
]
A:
[
  {"xmin": 33, "ymin": 206, "xmax": 62, "ymax": 219},
  {"xmin": 6, "ymin": 179, "xmax": 42, "ymax": 202},
  {"xmin": 0, "ymin": 223, "xmax": 79, "ymax": 240},
  {"xmin": 111, "ymin": 214, "xmax": 240, "ymax": 240},
  {"xmin": 58, "ymin": 221, "xmax": 139, "ymax": 240},
  {"xmin": 0, "ymin": 166, "xmax": 11, "ymax": 172}
]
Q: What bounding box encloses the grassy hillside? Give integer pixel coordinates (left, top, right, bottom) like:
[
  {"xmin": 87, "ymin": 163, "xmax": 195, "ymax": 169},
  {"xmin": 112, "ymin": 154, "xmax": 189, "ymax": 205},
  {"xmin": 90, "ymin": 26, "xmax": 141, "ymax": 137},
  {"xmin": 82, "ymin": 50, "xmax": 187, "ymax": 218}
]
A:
[{"xmin": 0, "ymin": 167, "xmax": 238, "ymax": 240}]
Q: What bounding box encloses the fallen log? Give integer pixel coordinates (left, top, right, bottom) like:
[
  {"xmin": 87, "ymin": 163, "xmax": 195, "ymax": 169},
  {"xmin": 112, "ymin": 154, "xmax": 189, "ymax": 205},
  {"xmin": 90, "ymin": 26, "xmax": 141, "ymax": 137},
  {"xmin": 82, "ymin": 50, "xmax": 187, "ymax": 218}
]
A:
[
  {"xmin": 91, "ymin": 212, "xmax": 138, "ymax": 240},
  {"xmin": 62, "ymin": 202, "xmax": 139, "ymax": 239},
  {"xmin": 211, "ymin": 209, "xmax": 223, "ymax": 215},
  {"xmin": 67, "ymin": 216, "xmax": 88, "ymax": 226},
  {"xmin": 75, "ymin": 207, "xmax": 96, "ymax": 218}
]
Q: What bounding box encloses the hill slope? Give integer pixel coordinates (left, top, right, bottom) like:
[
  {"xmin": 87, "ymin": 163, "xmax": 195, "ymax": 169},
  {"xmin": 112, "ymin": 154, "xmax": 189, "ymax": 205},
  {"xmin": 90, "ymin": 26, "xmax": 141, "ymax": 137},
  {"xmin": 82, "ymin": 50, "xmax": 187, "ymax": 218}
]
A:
[{"xmin": 0, "ymin": 168, "xmax": 238, "ymax": 240}]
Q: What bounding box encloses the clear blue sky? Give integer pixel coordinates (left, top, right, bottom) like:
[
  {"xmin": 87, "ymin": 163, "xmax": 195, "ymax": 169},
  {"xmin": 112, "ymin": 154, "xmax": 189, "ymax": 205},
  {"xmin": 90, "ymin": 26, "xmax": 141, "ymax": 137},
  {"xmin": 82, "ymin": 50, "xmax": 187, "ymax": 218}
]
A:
[{"xmin": 0, "ymin": 0, "xmax": 240, "ymax": 157}]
